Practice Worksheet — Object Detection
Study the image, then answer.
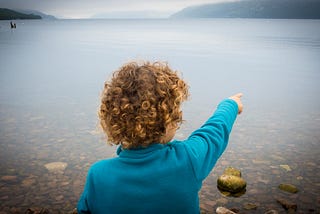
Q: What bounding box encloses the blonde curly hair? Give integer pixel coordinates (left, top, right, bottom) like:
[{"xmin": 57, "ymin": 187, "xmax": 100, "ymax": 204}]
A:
[{"xmin": 99, "ymin": 61, "xmax": 189, "ymax": 149}]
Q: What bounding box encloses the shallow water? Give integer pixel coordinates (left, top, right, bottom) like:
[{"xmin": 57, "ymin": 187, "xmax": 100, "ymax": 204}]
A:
[{"xmin": 0, "ymin": 19, "xmax": 319, "ymax": 213}]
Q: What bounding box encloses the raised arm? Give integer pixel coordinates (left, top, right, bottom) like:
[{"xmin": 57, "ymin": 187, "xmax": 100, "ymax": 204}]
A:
[{"xmin": 183, "ymin": 94, "xmax": 243, "ymax": 181}]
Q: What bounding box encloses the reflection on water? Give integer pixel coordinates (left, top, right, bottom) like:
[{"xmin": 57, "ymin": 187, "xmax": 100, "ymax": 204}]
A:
[{"xmin": 0, "ymin": 19, "xmax": 319, "ymax": 213}]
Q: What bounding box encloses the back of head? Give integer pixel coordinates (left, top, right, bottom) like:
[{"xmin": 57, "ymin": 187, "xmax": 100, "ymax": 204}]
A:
[{"xmin": 99, "ymin": 61, "xmax": 189, "ymax": 149}]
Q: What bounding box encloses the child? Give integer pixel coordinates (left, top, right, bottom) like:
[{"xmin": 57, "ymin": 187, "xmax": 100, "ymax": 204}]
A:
[{"xmin": 77, "ymin": 61, "xmax": 243, "ymax": 214}]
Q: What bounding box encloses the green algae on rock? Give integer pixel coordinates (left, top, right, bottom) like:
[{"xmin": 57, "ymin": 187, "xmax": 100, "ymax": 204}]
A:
[
  {"xmin": 217, "ymin": 167, "xmax": 246, "ymax": 195},
  {"xmin": 223, "ymin": 167, "xmax": 242, "ymax": 177},
  {"xmin": 217, "ymin": 174, "xmax": 247, "ymax": 193}
]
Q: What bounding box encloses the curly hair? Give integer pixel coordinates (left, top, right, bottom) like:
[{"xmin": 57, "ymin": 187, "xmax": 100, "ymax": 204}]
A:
[{"xmin": 99, "ymin": 61, "xmax": 189, "ymax": 149}]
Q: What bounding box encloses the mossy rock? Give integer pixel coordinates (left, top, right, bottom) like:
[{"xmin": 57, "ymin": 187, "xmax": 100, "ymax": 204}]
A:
[
  {"xmin": 219, "ymin": 188, "xmax": 246, "ymax": 197},
  {"xmin": 223, "ymin": 167, "xmax": 241, "ymax": 177},
  {"xmin": 217, "ymin": 174, "xmax": 247, "ymax": 193},
  {"xmin": 243, "ymin": 203, "xmax": 258, "ymax": 210},
  {"xmin": 278, "ymin": 183, "xmax": 298, "ymax": 193}
]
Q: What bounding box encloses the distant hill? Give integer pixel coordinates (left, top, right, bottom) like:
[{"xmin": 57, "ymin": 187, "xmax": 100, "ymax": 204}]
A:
[
  {"xmin": 0, "ymin": 8, "xmax": 42, "ymax": 20},
  {"xmin": 16, "ymin": 9, "xmax": 57, "ymax": 20},
  {"xmin": 171, "ymin": 0, "xmax": 320, "ymax": 19},
  {"xmin": 91, "ymin": 10, "xmax": 171, "ymax": 19}
]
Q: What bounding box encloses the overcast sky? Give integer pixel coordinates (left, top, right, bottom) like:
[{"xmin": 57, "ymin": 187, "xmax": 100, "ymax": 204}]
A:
[{"xmin": 0, "ymin": 0, "xmax": 237, "ymax": 18}]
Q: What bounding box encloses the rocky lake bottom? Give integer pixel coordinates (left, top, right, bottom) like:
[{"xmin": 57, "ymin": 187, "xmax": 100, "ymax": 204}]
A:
[{"xmin": 0, "ymin": 105, "xmax": 319, "ymax": 214}]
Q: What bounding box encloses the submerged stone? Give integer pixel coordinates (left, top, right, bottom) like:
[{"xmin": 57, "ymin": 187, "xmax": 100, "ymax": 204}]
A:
[
  {"xmin": 280, "ymin": 164, "xmax": 292, "ymax": 171},
  {"xmin": 278, "ymin": 183, "xmax": 298, "ymax": 193},
  {"xmin": 243, "ymin": 203, "xmax": 258, "ymax": 210},
  {"xmin": 216, "ymin": 206, "xmax": 237, "ymax": 214},
  {"xmin": 217, "ymin": 167, "xmax": 246, "ymax": 196},
  {"xmin": 217, "ymin": 174, "xmax": 246, "ymax": 193},
  {"xmin": 25, "ymin": 207, "xmax": 50, "ymax": 214},
  {"xmin": 21, "ymin": 177, "xmax": 36, "ymax": 187},
  {"xmin": 1, "ymin": 175, "xmax": 18, "ymax": 183},
  {"xmin": 264, "ymin": 210, "xmax": 279, "ymax": 214},
  {"xmin": 276, "ymin": 198, "xmax": 297, "ymax": 211},
  {"xmin": 44, "ymin": 162, "xmax": 68, "ymax": 173}
]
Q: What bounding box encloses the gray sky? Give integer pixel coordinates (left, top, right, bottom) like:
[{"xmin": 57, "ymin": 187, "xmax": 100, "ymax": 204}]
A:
[{"xmin": 0, "ymin": 0, "xmax": 237, "ymax": 18}]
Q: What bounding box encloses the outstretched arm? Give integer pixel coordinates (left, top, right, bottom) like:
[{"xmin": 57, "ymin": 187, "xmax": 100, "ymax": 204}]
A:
[{"xmin": 183, "ymin": 93, "xmax": 243, "ymax": 181}]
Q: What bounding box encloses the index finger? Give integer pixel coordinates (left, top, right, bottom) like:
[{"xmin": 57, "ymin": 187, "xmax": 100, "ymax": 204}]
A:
[
  {"xmin": 233, "ymin": 93, "xmax": 243, "ymax": 98},
  {"xmin": 237, "ymin": 93, "xmax": 243, "ymax": 97}
]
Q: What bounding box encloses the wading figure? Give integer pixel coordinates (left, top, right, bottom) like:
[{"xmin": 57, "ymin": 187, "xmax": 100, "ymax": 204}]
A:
[{"xmin": 10, "ymin": 21, "xmax": 16, "ymax": 29}]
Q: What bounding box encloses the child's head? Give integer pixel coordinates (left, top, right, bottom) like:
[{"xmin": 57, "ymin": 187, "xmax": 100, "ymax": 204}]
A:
[{"xmin": 99, "ymin": 61, "xmax": 189, "ymax": 149}]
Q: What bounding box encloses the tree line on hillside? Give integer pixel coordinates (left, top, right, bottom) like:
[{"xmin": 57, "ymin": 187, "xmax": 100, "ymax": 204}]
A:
[
  {"xmin": 0, "ymin": 8, "xmax": 42, "ymax": 20},
  {"xmin": 171, "ymin": 0, "xmax": 320, "ymax": 19}
]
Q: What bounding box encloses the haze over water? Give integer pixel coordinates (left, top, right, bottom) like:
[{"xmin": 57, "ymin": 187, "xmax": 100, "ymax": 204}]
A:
[{"xmin": 0, "ymin": 19, "xmax": 319, "ymax": 212}]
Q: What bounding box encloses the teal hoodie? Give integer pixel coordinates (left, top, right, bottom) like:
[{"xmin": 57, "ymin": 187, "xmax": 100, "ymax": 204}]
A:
[{"xmin": 77, "ymin": 99, "xmax": 238, "ymax": 214}]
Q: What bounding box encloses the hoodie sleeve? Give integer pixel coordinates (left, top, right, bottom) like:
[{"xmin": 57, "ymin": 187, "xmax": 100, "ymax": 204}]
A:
[{"xmin": 183, "ymin": 99, "xmax": 238, "ymax": 181}]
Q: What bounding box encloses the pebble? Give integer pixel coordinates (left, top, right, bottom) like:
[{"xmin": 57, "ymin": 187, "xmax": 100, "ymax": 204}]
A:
[
  {"xmin": 278, "ymin": 183, "xmax": 298, "ymax": 193},
  {"xmin": 243, "ymin": 202, "xmax": 258, "ymax": 210},
  {"xmin": 279, "ymin": 164, "xmax": 292, "ymax": 171},
  {"xmin": 22, "ymin": 177, "xmax": 36, "ymax": 187},
  {"xmin": 216, "ymin": 197, "xmax": 228, "ymax": 205},
  {"xmin": 276, "ymin": 198, "xmax": 297, "ymax": 211},
  {"xmin": 264, "ymin": 210, "xmax": 279, "ymax": 214},
  {"xmin": 1, "ymin": 175, "xmax": 18, "ymax": 183},
  {"xmin": 25, "ymin": 207, "xmax": 50, "ymax": 214},
  {"xmin": 60, "ymin": 181, "xmax": 70, "ymax": 186},
  {"xmin": 55, "ymin": 195, "xmax": 64, "ymax": 201},
  {"xmin": 44, "ymin": 162, "xmax": 68, "ymax": 173},
  {"xmin": 216, "ymin": 206, "xmax": 237, "ymax": 214},
  {"xmin": 0, "ymin": 195, "xmax": 9, "ymax": 200}
]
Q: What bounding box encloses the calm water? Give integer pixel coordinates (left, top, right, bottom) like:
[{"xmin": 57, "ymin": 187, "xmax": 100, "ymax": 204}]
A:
[{"xmin": 0, "ymin": 19, "xmax": 319, "ymax": 213}]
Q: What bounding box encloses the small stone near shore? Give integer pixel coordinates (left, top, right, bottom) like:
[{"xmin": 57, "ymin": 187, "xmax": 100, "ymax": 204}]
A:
[
  {"xmin": 68, "ymin": 208, "xmax": 78, "ymax": 214},
  {"xmin": 278, "ymin": 183, "xmax": 298, "ymax": 193},
  {"xmin": 279, "ymin": 164, "xmax": 291, "ymax": 171},
  {"xmin": 243, "ymin": 202, "xmax": 258, "ymax": 210},
  {"xmin": 1, "ymin": 175, "xmax": 18, "ymax": 183},
  {"xmin": 217, "ymin": 174, "xmax": 246, "ymax": 193},
  {"xmin": 25, "ymin": 207, "xmax": 50, "ymax": 214},
  {"xmin": 44, "ymin": 162, "xmax": 68, "ymax": 173},
  {"xmin": 22, "ymin": 177, "xmax": 36, "ymax": 187},
  {"xmin": 217, "ymin": 167, "xmax": 246, "ymax": 196},
  {"xmin": 264, "ymin": 210, "xmax": 279, "ymax": 214},
  {"xmin": 216, "ymin": 206, "xmax": 237, "ymax": 214},
  {"xmin": 276, "ymin": 198, "xmax": 297, "ymax": 211}
]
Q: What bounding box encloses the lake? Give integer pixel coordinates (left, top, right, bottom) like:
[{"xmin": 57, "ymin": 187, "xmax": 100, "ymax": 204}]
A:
[{"xmin": 0, "ymin": 18, "xmax": 319, "ymax": 213}]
